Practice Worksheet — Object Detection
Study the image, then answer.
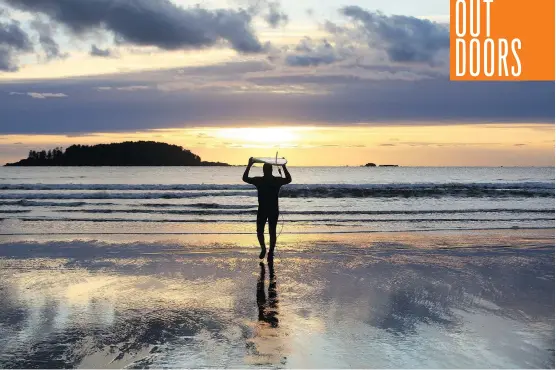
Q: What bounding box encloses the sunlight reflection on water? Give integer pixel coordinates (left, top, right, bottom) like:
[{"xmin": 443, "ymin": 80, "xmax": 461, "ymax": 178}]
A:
[{"xmin": 0, "ymin": 231, "xmax": 553, "ymax": 368}]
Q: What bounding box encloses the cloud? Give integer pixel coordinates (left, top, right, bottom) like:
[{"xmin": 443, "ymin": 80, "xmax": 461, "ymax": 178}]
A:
[
  {"xmin": 264, "ymin": 2, "xmax": 288, "ymax": 28},
  {"xmin": 396, "ymin": 142, "xmax": 497, "ymax": 147},
  {"xmin": 285, "ymin": 37, "xmax": 345, "ymax": 67},
  {"xmin": 4, "ymin": 0, "xmax": 265, "ymax": 54},
  {"xmin": 10, "ymin": 91, "xmax": 67, "ymax": 99},
  {"xmin": 0, "ymin": 19, "xmax": 33, "ymax": 71},
  {"xmin": 155, "ymin": 60, "xmax": 275, "ymax": 92},
  {"xmin": 27, "ymin": 92, "xmax": 67, "ymax": 99},
  {"xmin": 0, "ymin": 48, "xmax": 12, "ymax": 71},
  {"xmin": 0, "ymin": 65, "xmax": 553, "ymax": 134},
  {"xmin": 246, "ymin": 68, "xmax": 431, "ymax": 85},
  {"xmin": 90, "ymin": 44, "xmax": 113, "ymax": 57},
  {"xmin": 0, "ymin": 57, "xmax": 553, "ymax": 134},
  {"xmin": 275, "ymin": 6, "xmax": 449, "ymax": 71},
  {"xmin": 243, "ymin": 0, "xmax": 288, "ymax": 28},
  {"xmin": 94, "ymin": 85, "xmax": 149, "ymax": 91},
  {"xmin": 116, "ymin": 85, "xmax": 150, "ymax": 91},
  {"xmin": 338, "ymin": 6, "xmax": 449, "ymax": 65},
  {"xmin": 30, "ymin": 19, "xmax": 66, "ymax": 61},
  {"xmin": 0, "ymin": 19, "xmax": 31, "ymax": 50}
]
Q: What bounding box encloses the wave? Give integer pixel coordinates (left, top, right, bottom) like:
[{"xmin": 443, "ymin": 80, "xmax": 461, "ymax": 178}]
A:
[
  {"xmin": 1, "ymin": 182, "xmax": 553, "ymax": 191},
  {"xmin": 40, "ymin": 208, "xmax": 556, "ymax": 215},
  {"xmin": 0, "ymin": 182, "xmax": 553, "ymax": 199},
  {"xmin": 13, "ymin": 217, "xmax": 555, "ymax": 223},
  {"xmin": 0, "ymin": 200, "xmax": 116, "ymax": 207},
  {"xmin": 0, "ymin": 184, "xmax": 251, "ymax": 191},
  {"xmin": 0, "ymin": 191, "xmax": 249, "ymax": 200},
  {"xmin": 0, "ymin": 200, "xmax": 254, "ymax": 209},
  {"xmin": 146, "ymin": 202, "xmax": 255, "ymax": 209},
  {"xmin": 2, "ymin": 226, "xmax": 554, "ymax": 236}
]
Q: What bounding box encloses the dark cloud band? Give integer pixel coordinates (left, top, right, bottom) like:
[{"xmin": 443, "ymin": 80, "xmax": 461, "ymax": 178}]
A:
[
  {"xmin": 90, "ymin": 44, "xmax": 113, "ymax": 57},
  {"xmin": 0, "ymin": 19, "xmax": 33, "ymax": 71},
  {"xmin": 0, "ymin": 62, "xmax": 553, "ymax": 134},
  {"xmin": 339, "ymin": 6, "xmax": 449, "ymax": 64},
  {"xmin": 4, "ymin": 0, "xmax": 265, "ymax": 54}
]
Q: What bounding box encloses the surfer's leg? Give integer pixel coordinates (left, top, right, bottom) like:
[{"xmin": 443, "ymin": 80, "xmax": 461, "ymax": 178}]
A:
[
  {"xmin": 256, "ymin": 209, "xmax": 268, "ymax": 259},
  {"xmin": 268, "ymin": 211, "xmax": 279, "ymax": 260}
]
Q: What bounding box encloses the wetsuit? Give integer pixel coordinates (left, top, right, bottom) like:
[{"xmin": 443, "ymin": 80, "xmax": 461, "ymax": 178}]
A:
[
  {"xmin": 247, "ymin": 176, "xmax": 289, "ymax": 235},
  {"xmin": 242, "ymin": 161, "xmax": 291, "ymax": 259}
]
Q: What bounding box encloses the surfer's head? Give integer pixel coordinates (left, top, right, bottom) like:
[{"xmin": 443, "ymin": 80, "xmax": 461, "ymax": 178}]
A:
[{"xmin": 263, "ymin": 163, "xmax": 273, "ymax": 177}]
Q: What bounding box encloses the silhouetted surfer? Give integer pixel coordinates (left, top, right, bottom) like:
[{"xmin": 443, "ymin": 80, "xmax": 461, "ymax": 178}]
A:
[{"xmin": 242, "ymin": 157, "xmax": 292, "ymax": 260}]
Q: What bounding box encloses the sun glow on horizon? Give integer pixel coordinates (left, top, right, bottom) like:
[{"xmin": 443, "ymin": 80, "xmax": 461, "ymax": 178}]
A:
[
  {"xmin": 215, "ymin": 127, "xmax": 315, "ymax": 147},
  {"xmin": 0, "ymin": 124, "xmax": 553, "ymax": 167}
]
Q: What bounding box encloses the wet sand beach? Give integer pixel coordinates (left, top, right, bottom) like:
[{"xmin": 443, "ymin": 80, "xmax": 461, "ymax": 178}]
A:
[{"xmin": 0, "ymin": 229, "xmax": 553, "ymax": 368}]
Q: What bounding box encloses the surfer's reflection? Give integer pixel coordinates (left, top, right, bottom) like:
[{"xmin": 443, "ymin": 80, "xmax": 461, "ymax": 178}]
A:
[
  {"xmin": 245, "ymin": 259, "xmax": 286, "ymax": 365},
  {"xmin": 257, "ymin": 260, "xmax": 278, "ymax": 328}
]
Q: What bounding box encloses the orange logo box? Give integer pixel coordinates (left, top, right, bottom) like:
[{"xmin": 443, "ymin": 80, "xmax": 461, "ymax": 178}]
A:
[{"xmin": 450, "ymin": 0, "xmax": 555, "ymax": 81}]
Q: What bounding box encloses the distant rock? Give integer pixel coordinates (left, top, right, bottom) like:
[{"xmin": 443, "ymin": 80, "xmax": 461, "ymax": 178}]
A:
[
  {"xmin": 200, "ymin": 161, "xmax": 230, "ymax": 166},
  {"xmin": 380, "ymin": 165, "xmax": 399, "ymax": 167},
  {"xmin": 364, "ymin": 163, "xmax": 377, "ymax": 167}
]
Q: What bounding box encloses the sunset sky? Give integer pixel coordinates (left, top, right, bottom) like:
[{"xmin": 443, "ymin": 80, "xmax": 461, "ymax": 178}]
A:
[{"xmin": 0, "ymin": 0, "xmax": 554, "ymax": 166}]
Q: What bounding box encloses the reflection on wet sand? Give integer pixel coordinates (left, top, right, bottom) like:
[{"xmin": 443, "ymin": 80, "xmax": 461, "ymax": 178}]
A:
[
  {"xmin": 246, "ymin": 259, "xmax": 287, "ymax": 366},
  {"xmin": 257, "ymin": 261, "xmax": 279, "ymax": 328},
  {"xmin": 0, "ymin": 231, "xmax": 553, "ymax": 368}
]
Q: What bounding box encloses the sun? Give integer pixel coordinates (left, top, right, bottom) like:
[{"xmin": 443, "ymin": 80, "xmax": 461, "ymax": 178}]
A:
[{"xmin": 216, "ymin": 127, "xmax": 300, "ymax": 145}]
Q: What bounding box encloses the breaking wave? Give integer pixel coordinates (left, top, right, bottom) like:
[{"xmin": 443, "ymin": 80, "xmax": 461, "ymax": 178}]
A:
[
  {"xmin": 36, "ymin": 208, "xmax": 556, "ymax": 215},
  {"xmin": 15, "ymin": 217, "xmax": 555, "ymax": 223},
  {"xmin": 0, "ymin": 182, "xmax": 553, "ymax": 199}
]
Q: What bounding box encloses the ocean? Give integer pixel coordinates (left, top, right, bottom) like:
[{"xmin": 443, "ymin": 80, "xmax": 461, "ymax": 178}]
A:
[
  {"xmin": 0, "ymin": 166, "xmax": 554, "ymax": 235},
  {"xmin": 0, "ymin": 166, "xmax": 554, "ymax": 368}
]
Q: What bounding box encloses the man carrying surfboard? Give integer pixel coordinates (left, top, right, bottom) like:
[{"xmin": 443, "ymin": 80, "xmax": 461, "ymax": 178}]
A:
[{"xmin": 242, "ymin": 157, "xmax": 292, "ymax": 260}]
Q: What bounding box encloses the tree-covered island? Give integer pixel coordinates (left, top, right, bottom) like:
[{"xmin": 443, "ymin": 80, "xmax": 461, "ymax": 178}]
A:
[{"xmin": 5, "ymin": 141, "xmax": 230, "ymax": 166}]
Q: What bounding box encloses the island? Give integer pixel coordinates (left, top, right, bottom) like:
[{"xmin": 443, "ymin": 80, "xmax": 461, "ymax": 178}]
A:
[
  {"xmin": 363, "ymin": 163, "xmax": 400, "ymax": 167},
  {"xmin": 4, "ymin": 141, "xmax": 230, "ymax": 167}
]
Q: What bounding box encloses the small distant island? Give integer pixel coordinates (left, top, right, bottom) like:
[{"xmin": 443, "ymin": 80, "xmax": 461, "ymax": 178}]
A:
[
  {"xmin": 5, "ymin": 141, "xmax": 230, "ymax": 167},
  {"xmin": 364, "ymin": 163, "xmax": 399, "ymax": 167}
]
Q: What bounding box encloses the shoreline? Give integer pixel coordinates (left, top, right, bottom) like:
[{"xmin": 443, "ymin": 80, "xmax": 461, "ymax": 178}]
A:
[
  {"xmin": 2, "ymin": 226, "xmax": 553, "ymax": 235},
  {"xmin": 1, "ymin": 227, "xmax": 553, "ymax": 247}
]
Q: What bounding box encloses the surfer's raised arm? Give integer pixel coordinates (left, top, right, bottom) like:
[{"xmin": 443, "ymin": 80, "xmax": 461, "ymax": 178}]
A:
[
  {"xmin": 242, "ymin": 157, "xmax": 255, "ymax": 184},
  {"xmin": 282, "ymin": 164, "xmax": 292, "ymax": 185}
]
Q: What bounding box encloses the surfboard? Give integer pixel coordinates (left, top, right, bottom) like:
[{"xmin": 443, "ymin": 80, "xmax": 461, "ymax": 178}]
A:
[{"xmin": 252, "ymin": 157, "xmax": 288, "ymax": 165}]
